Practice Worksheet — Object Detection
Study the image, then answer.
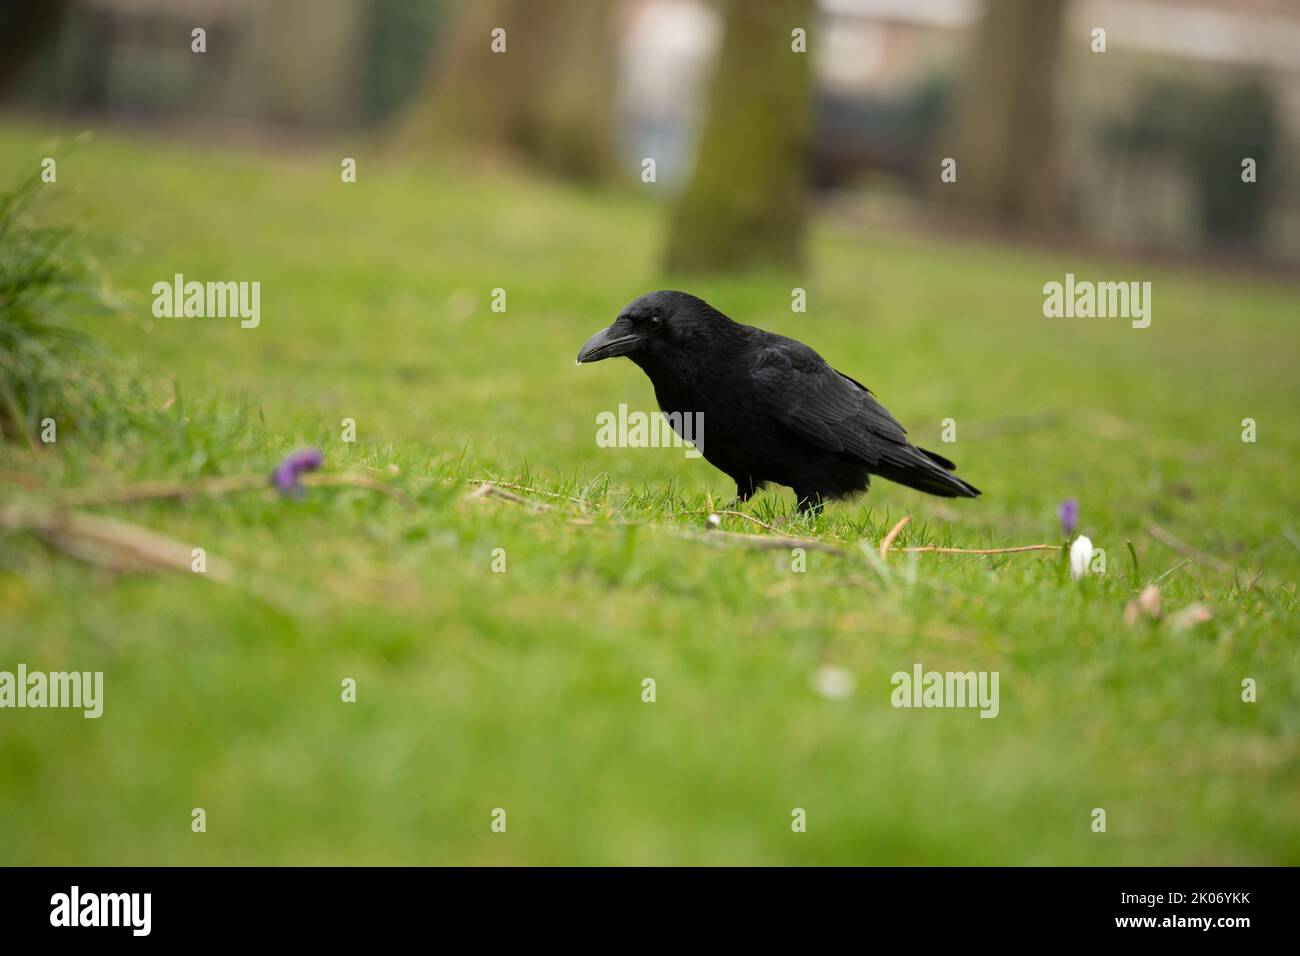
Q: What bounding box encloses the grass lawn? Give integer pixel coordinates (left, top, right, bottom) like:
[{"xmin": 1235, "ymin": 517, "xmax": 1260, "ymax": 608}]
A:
[{"xmin": 1, "ymin": 119, "xmax": 1297, "ymax": 865}]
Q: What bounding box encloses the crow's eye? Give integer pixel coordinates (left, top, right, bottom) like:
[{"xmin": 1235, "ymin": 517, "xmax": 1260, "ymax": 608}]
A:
[{"xmin": 650, "ymin": 312, "xmax": 663, "ymax": 328}]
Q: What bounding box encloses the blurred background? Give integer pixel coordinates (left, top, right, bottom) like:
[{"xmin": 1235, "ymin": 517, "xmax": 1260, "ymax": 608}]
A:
[{"xmin": 4, "ymin": 0, "xmax": 1300, "ymax": 269}]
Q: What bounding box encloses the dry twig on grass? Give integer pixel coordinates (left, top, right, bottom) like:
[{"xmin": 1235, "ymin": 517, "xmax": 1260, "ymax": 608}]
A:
[
  {"xmin": 687, "ymin": 527, "xmax": 847, "ymax": 555},
  {"xmin": 1147, "ymin": 522, "xmax": 1231, "ymax": 575},
  {"xmin": 467, "ymin": 481, "xmax": 551, "ymax": 510},
  {"xmin": 892, "ymin": 543, "xmax": 1059, "ymax": 555},
  {"xmin": 879, "ymin": 515, "xmax": 911, "ymax": 558},
  {"xmin": 2, "ymin": 507, "xmax": 232, "ymax": 581},
  {"xmin": 466, "ymin": 486, "xmax": 1061, "ymax": 561},
  {"xmin": 51, "ymin": 472, "xmax": 411, "ymax": 507},
  {"xmin": 467, "ymin": 478, "xmax": 591, "ymax": 507},
  {"xmin": 670, "ymin": 508, "xmax": 782, "ymax": 533}
]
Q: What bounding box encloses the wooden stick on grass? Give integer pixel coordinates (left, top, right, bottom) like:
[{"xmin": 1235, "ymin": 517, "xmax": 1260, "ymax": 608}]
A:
[
  {"xmin": 468, "ymin": 481, "xmax": 550, "ymax": 510},
  {"xmin": 468, "ymin": 487, "xmax": 1060, "ymax": 559},
  {"xmin": 669, "ymin": 508, "xmax": 782, "ymax": 533},
  {"xmin": 1147, "ymin": 522, "xmax": 1231, "ymax": 574},
  {"xmin": 3, "ymin": 507, "xmax": 232, "ymax": 581},
  {"xmin": 893, "ymin": 543, "xmax": 1060, "ymax": 555},
  {"xmin": 51, "ymin": 472, "xmax": 411, "ymax": 507},
  {"xmin": 879, "ymin": 515, "xmax": 911, "ymax": 558}
]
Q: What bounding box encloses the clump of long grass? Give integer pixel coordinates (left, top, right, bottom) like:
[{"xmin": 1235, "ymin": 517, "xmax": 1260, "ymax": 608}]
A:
[{"xmin": 0, "ymin": 164, "xmax": 115, "ymax": 444}]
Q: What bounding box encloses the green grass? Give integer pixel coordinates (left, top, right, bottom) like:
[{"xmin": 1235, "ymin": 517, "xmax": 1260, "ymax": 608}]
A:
[{"xmin": 1, "ymin": 120, "xmax": 1297, "ymax": 865}]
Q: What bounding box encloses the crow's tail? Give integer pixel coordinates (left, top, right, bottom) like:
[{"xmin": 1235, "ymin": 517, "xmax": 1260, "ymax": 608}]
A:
[{"xmin": 875, "ymin": 445, "xmax": 981, "ymax": 499}]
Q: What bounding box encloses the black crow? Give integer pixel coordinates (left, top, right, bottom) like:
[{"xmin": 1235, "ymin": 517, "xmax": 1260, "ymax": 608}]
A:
[{"xmin": 577, "ymin": 290, "xmax": 980, "ymax": 512}]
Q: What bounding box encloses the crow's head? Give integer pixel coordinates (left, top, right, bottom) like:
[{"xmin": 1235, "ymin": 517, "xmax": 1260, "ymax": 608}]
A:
[{"xmin": 576, "ymin": 290, "xmax": 730, "ymax": 367}]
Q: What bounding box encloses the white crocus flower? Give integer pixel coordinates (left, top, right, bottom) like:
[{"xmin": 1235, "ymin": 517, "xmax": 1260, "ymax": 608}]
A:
[
  {"xmin": 1069, "ymin": 535, "xmax": 1095, "ymax": 580},
  {"xmin": 810, "ymin": 665, "xmax": 855, "ymax": 700}
]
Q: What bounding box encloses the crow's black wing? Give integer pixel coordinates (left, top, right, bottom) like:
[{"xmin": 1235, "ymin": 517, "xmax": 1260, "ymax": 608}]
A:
[{"xmin": 749, "ymin": 338, "xmax": 909, "ymax": 464}]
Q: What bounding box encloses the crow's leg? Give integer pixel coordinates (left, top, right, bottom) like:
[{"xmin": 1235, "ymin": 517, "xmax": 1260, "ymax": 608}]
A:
[
  {"xmin": 734, "ymin": 476, "xmax": 759, "ymax": 503},
  {"xmin": 794, "ymin": 489, "xmax": 825, "ymax": 515}
]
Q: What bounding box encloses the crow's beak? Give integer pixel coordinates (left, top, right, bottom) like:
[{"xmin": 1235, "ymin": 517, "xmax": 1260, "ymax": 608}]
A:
[{"xmin": 576, "ymin": 325, "xmax": 640, "ymax": 365}]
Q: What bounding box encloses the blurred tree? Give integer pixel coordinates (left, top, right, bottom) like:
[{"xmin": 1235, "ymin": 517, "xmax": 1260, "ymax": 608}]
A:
[
  {"xmin": 251, "ymin": 0, "xmax": 366, "ymax": 127},
  {"xmin": 412, "ymin": 0, "xmax": 619, "ymax": 181},
  {"xmin": 361, "ymin": 0, "xmax": 443, "ymax": 125},
  {"xmin": 948, "ymin": 0, "xmax": 1066, "ymax": 226},
  {"xmin": 664, "ymin": 0, "xmax": 813, "ymax": 273},
  {"xmin": 1194, "ymin": 81, "xmax": 1275, "ymax": 245},
  {"xmin": 0, "ymin": 0, "xmax": 70, "ymax": 97},
  {"xmin": 1109, "ymin": 75, "xmax": 1277, "ymax": 248}
]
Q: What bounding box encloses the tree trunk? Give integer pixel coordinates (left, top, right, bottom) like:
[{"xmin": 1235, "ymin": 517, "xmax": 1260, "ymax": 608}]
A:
[
  {"xmin": 947, "ymin": 0, "xmax": 1067, "ymax": 226},
  {"xmin": 409, "ymin": 0, "xmax": 618, "ymax": 181},
  {"xmin": 0, "ymin": 0, "xmax": 71, "ymax": 97},
  {"xmin": 663, "ymin": 0, "xmax": 813, "ymax": 274}
]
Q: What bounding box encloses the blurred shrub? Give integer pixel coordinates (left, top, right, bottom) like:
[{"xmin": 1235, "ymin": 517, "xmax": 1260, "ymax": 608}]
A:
[
  {"xmin": 361, "ymin": 0, "xmax": 444, "ymax": 125},
  {"xmin": 1107, "ymin": 75, "xmax": 1277, "ymax": 244},
  {"xmin": 0, "ymin": 165, "xmax": 115, "ymax": 443}
]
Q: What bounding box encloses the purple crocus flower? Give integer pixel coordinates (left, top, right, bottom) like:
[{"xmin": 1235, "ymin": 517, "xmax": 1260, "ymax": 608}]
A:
[
  {"xmin": 1058, "ymin": 497, "xmax": 1079, "ymax": 538},
  {"xmin": 272, "ymin": 448, "xmax": 324, "ymax": 497}
]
